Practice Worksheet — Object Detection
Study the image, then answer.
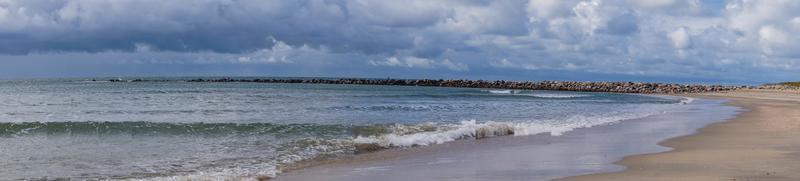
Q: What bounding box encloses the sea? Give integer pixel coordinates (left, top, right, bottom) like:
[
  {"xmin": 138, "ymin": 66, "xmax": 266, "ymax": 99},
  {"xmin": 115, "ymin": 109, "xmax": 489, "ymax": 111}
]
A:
[{"xmin": 0, "ymin": 78, "xmax": 699, "ymax": 180}]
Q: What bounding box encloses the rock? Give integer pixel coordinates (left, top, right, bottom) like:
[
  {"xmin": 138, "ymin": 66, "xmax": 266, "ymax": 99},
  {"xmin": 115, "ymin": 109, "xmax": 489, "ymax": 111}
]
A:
[
  {"xmin": 257, "ymin": 175, "xmax": 273, "ymax": 181},
  {"xmin": 149, "ymin": 78, "xmax": 746, "ymax": 94},
  {"xmin": 354, "ymin": 143, "xmax": 385, "ymax": 154}
]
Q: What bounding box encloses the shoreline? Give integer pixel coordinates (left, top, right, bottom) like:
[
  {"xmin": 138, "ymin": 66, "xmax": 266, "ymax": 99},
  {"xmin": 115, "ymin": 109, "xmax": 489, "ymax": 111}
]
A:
[
  {"xmin": 562, "ymin": 89, "xmax": 800, "ymax": 180},
  {"xmin": 275, "ymin": 96, "xmax": 739, "ymax": 181}
]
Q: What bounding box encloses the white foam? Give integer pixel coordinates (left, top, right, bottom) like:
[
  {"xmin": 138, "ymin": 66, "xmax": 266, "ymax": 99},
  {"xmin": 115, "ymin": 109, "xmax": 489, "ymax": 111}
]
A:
[
  {"xmin": 487, "ymin": 90, "xmax": 590, "ymax": 98},
  {"xmin": 488, "ymin": 90, "xmax": 512, "ymax": 94},
  {"xmin": 353, "ymin": 105, "xmax": 679, "ymax": 148},
  {"xmin": 487, "ymin": 90, "xmax": 522, "ymax": 94},
  {"xmin": 680, "ymin": 97, "xmax": 694, "ymax": 104}
]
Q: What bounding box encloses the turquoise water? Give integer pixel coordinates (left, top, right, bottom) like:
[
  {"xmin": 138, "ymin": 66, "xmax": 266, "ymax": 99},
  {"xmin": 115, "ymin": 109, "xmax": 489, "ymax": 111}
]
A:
[{"xmin": 0, "ymin": 79, "xmax": 689, "ymax": 179}]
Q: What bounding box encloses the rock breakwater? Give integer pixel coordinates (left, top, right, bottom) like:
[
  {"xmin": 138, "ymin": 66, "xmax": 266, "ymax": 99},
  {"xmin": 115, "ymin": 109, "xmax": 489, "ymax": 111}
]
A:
[
  {"xmin": 759, "ymin": 82, "xmax": 800, "ymax": 90},
  {"xmin": 184, "ymin": 78, "xmax": 745, "ymax": 94}
]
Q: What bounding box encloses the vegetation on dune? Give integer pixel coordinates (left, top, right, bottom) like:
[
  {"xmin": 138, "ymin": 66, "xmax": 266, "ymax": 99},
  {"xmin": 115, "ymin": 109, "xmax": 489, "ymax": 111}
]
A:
[{"xmin": 779, "ymin": 82, "xmax": 800, "ymax": 87}]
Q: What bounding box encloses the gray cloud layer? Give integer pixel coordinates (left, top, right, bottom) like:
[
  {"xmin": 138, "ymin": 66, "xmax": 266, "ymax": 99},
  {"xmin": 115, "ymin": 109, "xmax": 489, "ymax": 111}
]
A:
[{"xmin": 0, "ymin": 0, "xmax": 798, "ymax": 83}]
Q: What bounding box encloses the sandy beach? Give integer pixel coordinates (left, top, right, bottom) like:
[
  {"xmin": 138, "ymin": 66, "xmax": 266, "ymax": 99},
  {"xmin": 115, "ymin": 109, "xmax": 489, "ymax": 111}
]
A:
[{"xmin": 564, "ymin": 89, "xmax": 800, "ymax": 180}]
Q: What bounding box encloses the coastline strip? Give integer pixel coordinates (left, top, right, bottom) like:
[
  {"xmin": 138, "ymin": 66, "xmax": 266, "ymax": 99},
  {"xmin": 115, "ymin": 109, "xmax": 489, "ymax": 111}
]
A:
[{"xmin": 561, "ymin": 89, "xmax": 800, "ymax": 181}]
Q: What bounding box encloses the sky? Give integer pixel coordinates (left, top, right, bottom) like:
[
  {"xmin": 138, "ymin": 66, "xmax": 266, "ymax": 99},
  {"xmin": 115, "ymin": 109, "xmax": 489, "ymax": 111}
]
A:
[{"xmin": 0, "ymin": 0, "xmax": 798, "ymax": 84}]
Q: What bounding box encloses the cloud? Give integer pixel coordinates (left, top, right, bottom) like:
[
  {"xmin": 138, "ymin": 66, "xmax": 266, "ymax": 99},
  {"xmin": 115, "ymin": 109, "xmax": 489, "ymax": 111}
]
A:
[
  {"xmin": 369, "ymin": 56, "xmax": 468, "ymax": 71},
  {"xmin": 235, "ymin": 39, "xmax": 297, "ymax": 64},
  {"xmin": 668, "ymin": 26, "xmax": 692, "ymax": 58},
  {"xmin": 725, "ymin": 0, "xmax": 800, "ymax": 57},
  {"xmin": 439, "ymin": 59, "xmax": 470, "ymax": 71},
  {"xmin": 490, "ymin": 59, "xmax": 516, "ymax": 68},
  {"xmin": 668, "ymin": 27, "xmax": 692, "ymax": 49},
  {"xmin": 134, "ymin": 43, "xmax": 155, "ymax": 53},
  {"xmin": 526, "ymin": 0, "xmax": 576, "ymax": 19},
  {"xmin": 0, "ymin": 0, "xmax": 799, "ymax": 83}
]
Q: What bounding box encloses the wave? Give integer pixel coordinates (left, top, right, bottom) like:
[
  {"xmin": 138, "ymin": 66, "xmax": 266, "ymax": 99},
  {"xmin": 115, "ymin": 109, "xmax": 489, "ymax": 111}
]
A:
[
  {"xmin": 485, "ymin": 90, "xmax": 591, "ymax": 99},
  {"xmin": 352, "ymin": 108, "xmax": 668, "ymax": 148},
  {"xmin": 524, "ymin": 93, "xmax": 591, "ymax": 98},
  {"xmin": 487, "ymin": 90, "xmax": 523, "ymax": 94},
  {"xmin": 680, "ymin": 97, "xmax": 694, "ymax": 104},
  {"xmin": 0, "ymin": 122, "xmax": 389, "ymax": 137},
  {"xmin": 77, "ymin": 80, "xmax": 111, "ymax": 83},
  {"xmin": 325, "ymin": 104, "xmax": 487, "ymax": 112},
  {"xmin": 328, "ymin": 105, "xmax": 447, "ymax": 112}
]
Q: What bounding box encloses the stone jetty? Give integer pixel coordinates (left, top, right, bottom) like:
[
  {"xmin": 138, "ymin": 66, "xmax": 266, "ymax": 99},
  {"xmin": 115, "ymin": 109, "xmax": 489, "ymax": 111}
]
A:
[
  {"xmin": 184, "ymin": 78, "xmax": 746, "ymax": 94},
  {"xmin": 758, "ymin": 82, "xmax": 800, "ymax": 90}
]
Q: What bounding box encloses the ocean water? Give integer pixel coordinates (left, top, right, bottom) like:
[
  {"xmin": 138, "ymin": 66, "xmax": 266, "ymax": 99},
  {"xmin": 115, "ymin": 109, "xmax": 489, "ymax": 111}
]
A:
[{"xmin": 0, "ymin": 79, "xmax": 691, "ymax": 180}]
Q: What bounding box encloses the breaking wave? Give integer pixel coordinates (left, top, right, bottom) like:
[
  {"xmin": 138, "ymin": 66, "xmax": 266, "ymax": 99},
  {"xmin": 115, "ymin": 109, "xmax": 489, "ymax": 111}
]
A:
[
  {"xmin": 680, "ymin": 97, "xmax": 694, "ymax": 104},
  {"xmin": 486, "ymin": 89, "xmax": 591, "ymax": 99},
  {"xmin": 351, "ymin": 108, "xmax": 667, "ymax": 148},
  {"xmin": 327, "ymin": 105, "xmax": 456, "ymax": 112}
]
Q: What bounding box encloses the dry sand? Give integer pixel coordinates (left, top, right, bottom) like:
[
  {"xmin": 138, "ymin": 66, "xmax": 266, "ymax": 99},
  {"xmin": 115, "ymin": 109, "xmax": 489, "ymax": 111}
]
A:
[{"xmin": 562, "ymin": 89, "xmax": 800, "ymax": 181}]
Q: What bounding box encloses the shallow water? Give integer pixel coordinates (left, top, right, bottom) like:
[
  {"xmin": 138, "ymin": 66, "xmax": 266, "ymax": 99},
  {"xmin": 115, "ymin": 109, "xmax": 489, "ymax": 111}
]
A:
[
  {"xmin": 278, "ymin": 99, "xmax": 739, "ymax": 181},
  {"xmin": 0, "ymin": 78, "xmax": 692, "ymax": 179}
]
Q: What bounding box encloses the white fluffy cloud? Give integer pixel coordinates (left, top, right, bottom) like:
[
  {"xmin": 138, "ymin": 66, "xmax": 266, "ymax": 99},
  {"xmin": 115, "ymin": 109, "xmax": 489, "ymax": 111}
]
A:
[
  {"xmin": 668, "ymin": 26, "xmax": 692, "ymax": 58},
  {"xmin": 369, "ymin": 56, "xmax": 468, "ymax": 71},
  {"xmin": 726, "ymin": 0, "xmax": 800, "ymax": 57},
  {"xmin": 0, "ymin": 0, "xmax": 799, "ymax": 82}
]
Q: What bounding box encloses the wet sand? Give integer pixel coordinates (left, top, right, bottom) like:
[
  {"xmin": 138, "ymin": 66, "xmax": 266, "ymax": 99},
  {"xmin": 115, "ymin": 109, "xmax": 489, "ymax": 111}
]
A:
[
  {"xmin": 564, "ymin": 89, "xmax": 800, "ymax": 180},
  {"xmin": 277, "ymin": 98, "xmax": 739, "ymax": 181}
]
